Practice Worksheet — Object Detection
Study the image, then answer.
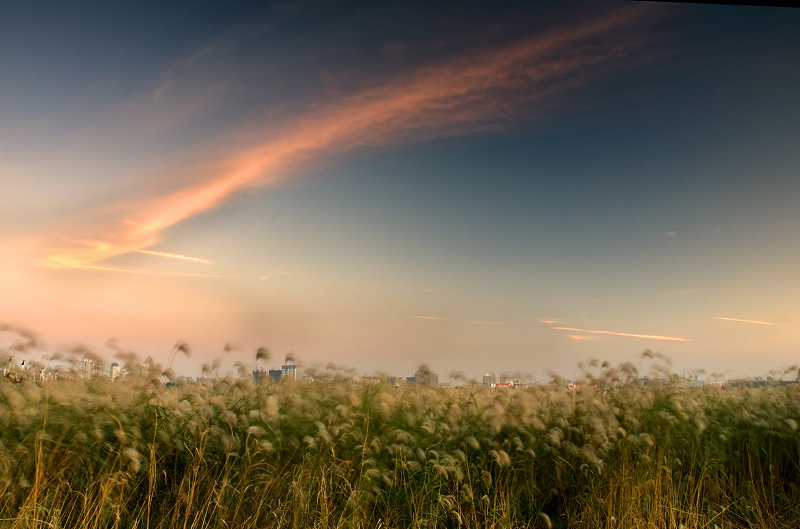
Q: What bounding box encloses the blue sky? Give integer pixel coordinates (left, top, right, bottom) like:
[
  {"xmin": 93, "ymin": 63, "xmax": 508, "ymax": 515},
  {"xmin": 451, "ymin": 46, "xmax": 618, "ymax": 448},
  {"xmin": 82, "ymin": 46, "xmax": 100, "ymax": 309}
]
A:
[{"xmin": 2, "ymin": 1, "xmax": 799, "ymax": 380}]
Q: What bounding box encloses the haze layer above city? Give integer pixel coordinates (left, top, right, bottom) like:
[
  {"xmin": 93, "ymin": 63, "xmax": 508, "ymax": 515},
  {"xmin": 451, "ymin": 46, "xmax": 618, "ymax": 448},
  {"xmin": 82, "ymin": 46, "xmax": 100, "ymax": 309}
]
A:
[{"xmin": 1, "ymin": 1, "xmax": 799, "ymax": 381}]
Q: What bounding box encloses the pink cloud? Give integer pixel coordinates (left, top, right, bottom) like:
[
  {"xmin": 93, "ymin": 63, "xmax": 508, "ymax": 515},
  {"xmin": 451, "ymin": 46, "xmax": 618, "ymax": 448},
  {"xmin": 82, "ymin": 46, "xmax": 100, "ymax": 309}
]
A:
[
  {"xmin": 553, "ymin": 326, "xmax": 692, "ymax": 342},
  {"xmin": 33, "ymin": 6, "xmax": 657, "ymax": 275}
]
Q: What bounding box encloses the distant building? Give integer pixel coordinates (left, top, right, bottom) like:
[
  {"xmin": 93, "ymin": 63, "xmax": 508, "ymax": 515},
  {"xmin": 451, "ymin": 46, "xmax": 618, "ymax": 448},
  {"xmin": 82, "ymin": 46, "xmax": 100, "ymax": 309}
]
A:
[
  {"xmin": 110, "ymin": 362, "xmax": 121, "ymax": 380},
  {"xmin": 82, "ymin": 358, "xmax": 95, "ymax": 379},
  {"xmin": 268, "ymin": 369, "xmax": 282, "ymax": 383},
  {"xmin": 412, "ymin": 366, "xmax": 438, "ymax": 386},
  {"xmin": 483, "ymin": 372, "xmax": 508, "ymax": 386},
  {"xmin": 282, "ymin": 364, "xmax": 297, "ymax": 381},
  {"xmin": 362, "ymin": 374, "xmax": 398, "ymax": 386},
  {"xmin": 253, "ymin": 369, "xmax": 267, "ymax": 384}
]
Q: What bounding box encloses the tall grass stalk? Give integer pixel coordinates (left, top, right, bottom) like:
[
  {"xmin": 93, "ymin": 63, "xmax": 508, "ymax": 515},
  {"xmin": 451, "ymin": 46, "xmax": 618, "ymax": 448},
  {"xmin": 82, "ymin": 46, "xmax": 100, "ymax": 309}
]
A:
[{"xmin": 1, "ymin": 360, "xmax": 800, "ymax": 528}]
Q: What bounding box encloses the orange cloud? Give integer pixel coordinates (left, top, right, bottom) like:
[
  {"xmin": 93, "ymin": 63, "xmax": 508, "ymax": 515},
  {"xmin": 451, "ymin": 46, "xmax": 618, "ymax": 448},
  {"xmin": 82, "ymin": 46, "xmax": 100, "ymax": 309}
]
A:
[
  {"xmin": 35, "ymin": 6, "xmax": 655, "ymax": 274},
  {"xmin": 553, "ymin": 326, "xmax": 692, "ymax": 342}
]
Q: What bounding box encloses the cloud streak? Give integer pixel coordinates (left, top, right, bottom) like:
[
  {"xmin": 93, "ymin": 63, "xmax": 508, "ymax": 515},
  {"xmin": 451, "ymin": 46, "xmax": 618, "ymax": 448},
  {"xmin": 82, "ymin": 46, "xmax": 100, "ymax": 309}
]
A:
[
  {"xmin": 35, "ymin": 6, "xmax": 656, "ymax": 274},
  {"xmin": 550, "ymin": 325, "xmax": 692, "ymax": 342},
  {"xmin": 411, "ymin": 316, "xmax": 504, "ymax": 325},
  {"xmin": 136, "ymin": 250, "xmax": 213, "ymax": 265},
  {"xmin": 714, "ymin": 316, "xmax": 784, "ymax": 326},
  {"xmin": 60, "ymin": 263, "xmax": 232, "ymax": 279}
]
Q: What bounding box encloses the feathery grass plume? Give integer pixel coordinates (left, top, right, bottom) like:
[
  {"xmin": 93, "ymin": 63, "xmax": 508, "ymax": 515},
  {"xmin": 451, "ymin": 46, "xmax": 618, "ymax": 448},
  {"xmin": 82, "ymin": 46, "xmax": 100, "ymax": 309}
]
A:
[
  {"xmin": 255, "ymin": 346, "xmax": 270, "ymax": 368},
  {"xmin": 168, "ymin": 340, "xmax": 191, "ymax": 370},
  {"xmin": 3, "ymin": 353, "xmax": 800, "ymax": 527}
]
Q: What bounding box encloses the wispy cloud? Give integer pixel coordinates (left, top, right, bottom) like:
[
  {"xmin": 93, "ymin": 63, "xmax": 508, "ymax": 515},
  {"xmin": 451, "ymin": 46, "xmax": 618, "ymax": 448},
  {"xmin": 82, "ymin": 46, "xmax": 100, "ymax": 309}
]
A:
[
  {"xmin": 411, "ymin": 316, "xmax": 504, "ymax": 325},
  {"xmin": 60, "ymin": 263, "xmax": 232, "ymax": 279},
  {"xmin": 542, "ymin": 320, "xmax": 691, "ymax": 342},
  {"xmin": 714, "ymin": 316, "xmax": 785, "ymax": 326},
  {"xmin": 667, "ymin": 286, "xmax": 731, "ymax": 296},
  {"xmin": 34, "ymin": 6, "xmax": 656, "ymax": 274},
  {"xmin": 136, "ymin": 249, "xmax": 213, "ymax": 264}
]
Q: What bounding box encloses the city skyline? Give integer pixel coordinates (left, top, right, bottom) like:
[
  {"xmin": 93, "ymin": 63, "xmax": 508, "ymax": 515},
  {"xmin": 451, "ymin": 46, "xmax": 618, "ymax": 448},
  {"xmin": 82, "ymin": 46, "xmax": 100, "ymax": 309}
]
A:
[
  {"xmin": 2, "ymin": 2, "xmax": 800, "ymax": 381},
  {"xmin": 7, "ymin": 348, "xmax": 788, "ymax": 388}
]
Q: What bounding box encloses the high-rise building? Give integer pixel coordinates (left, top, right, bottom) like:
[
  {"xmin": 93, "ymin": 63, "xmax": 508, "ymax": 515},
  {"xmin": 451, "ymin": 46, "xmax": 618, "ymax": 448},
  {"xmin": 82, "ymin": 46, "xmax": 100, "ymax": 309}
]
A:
[
  {"xmin": 110, "ymin": 362, "xmax": 121, "ymax": 380},
  {"xmin": 282, "ymin": 364, "xmax": 297, "ymax": 381},
  {"xmin": 413, "ymin": 365, "xmax": 438, "ymax": 386},
  {"xmin": 253, "ymin": 369, "xmax": 268, "ymax": 384},
  {"xmin": 82, "ymin": 358, "xmax": 95, "ymax": 379}
]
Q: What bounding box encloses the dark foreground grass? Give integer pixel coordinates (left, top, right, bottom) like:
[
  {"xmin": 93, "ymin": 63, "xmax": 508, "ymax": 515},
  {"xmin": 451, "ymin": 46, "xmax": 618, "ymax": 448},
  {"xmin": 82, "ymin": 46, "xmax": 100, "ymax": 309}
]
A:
[{"xmin": 2, "ymin": 361, "xmax": 800, "ymax": 528}]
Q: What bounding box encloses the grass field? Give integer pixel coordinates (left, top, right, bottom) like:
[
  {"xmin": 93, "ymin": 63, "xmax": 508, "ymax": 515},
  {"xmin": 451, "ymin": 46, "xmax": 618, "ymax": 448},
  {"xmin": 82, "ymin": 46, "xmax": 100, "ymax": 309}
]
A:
[{"xmin": 2, "ymin": 356, "xmax": 800, "ymax": 528}]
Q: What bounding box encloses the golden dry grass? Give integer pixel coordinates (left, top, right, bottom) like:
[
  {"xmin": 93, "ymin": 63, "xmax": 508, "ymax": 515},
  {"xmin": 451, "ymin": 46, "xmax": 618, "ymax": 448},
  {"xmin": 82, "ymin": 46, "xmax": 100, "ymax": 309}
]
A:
[{"xmin": 1, "ymin": 357, "xmax": 800, "ymax": 528}]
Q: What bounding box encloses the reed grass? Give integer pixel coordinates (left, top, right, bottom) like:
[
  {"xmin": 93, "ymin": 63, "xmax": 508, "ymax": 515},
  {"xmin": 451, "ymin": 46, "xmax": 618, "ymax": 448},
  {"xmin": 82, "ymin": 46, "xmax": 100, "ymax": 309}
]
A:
[{"xmin": 1, "ymin": 358, "xmax": 800, "ymax": 528}]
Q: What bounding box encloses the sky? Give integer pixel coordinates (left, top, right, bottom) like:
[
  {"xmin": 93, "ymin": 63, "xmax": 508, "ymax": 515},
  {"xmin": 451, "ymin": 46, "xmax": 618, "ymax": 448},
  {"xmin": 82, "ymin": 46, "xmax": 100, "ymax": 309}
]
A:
[{"xmin": 2, "ymin": 1, "xmax": 800, "ymax": 381}]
